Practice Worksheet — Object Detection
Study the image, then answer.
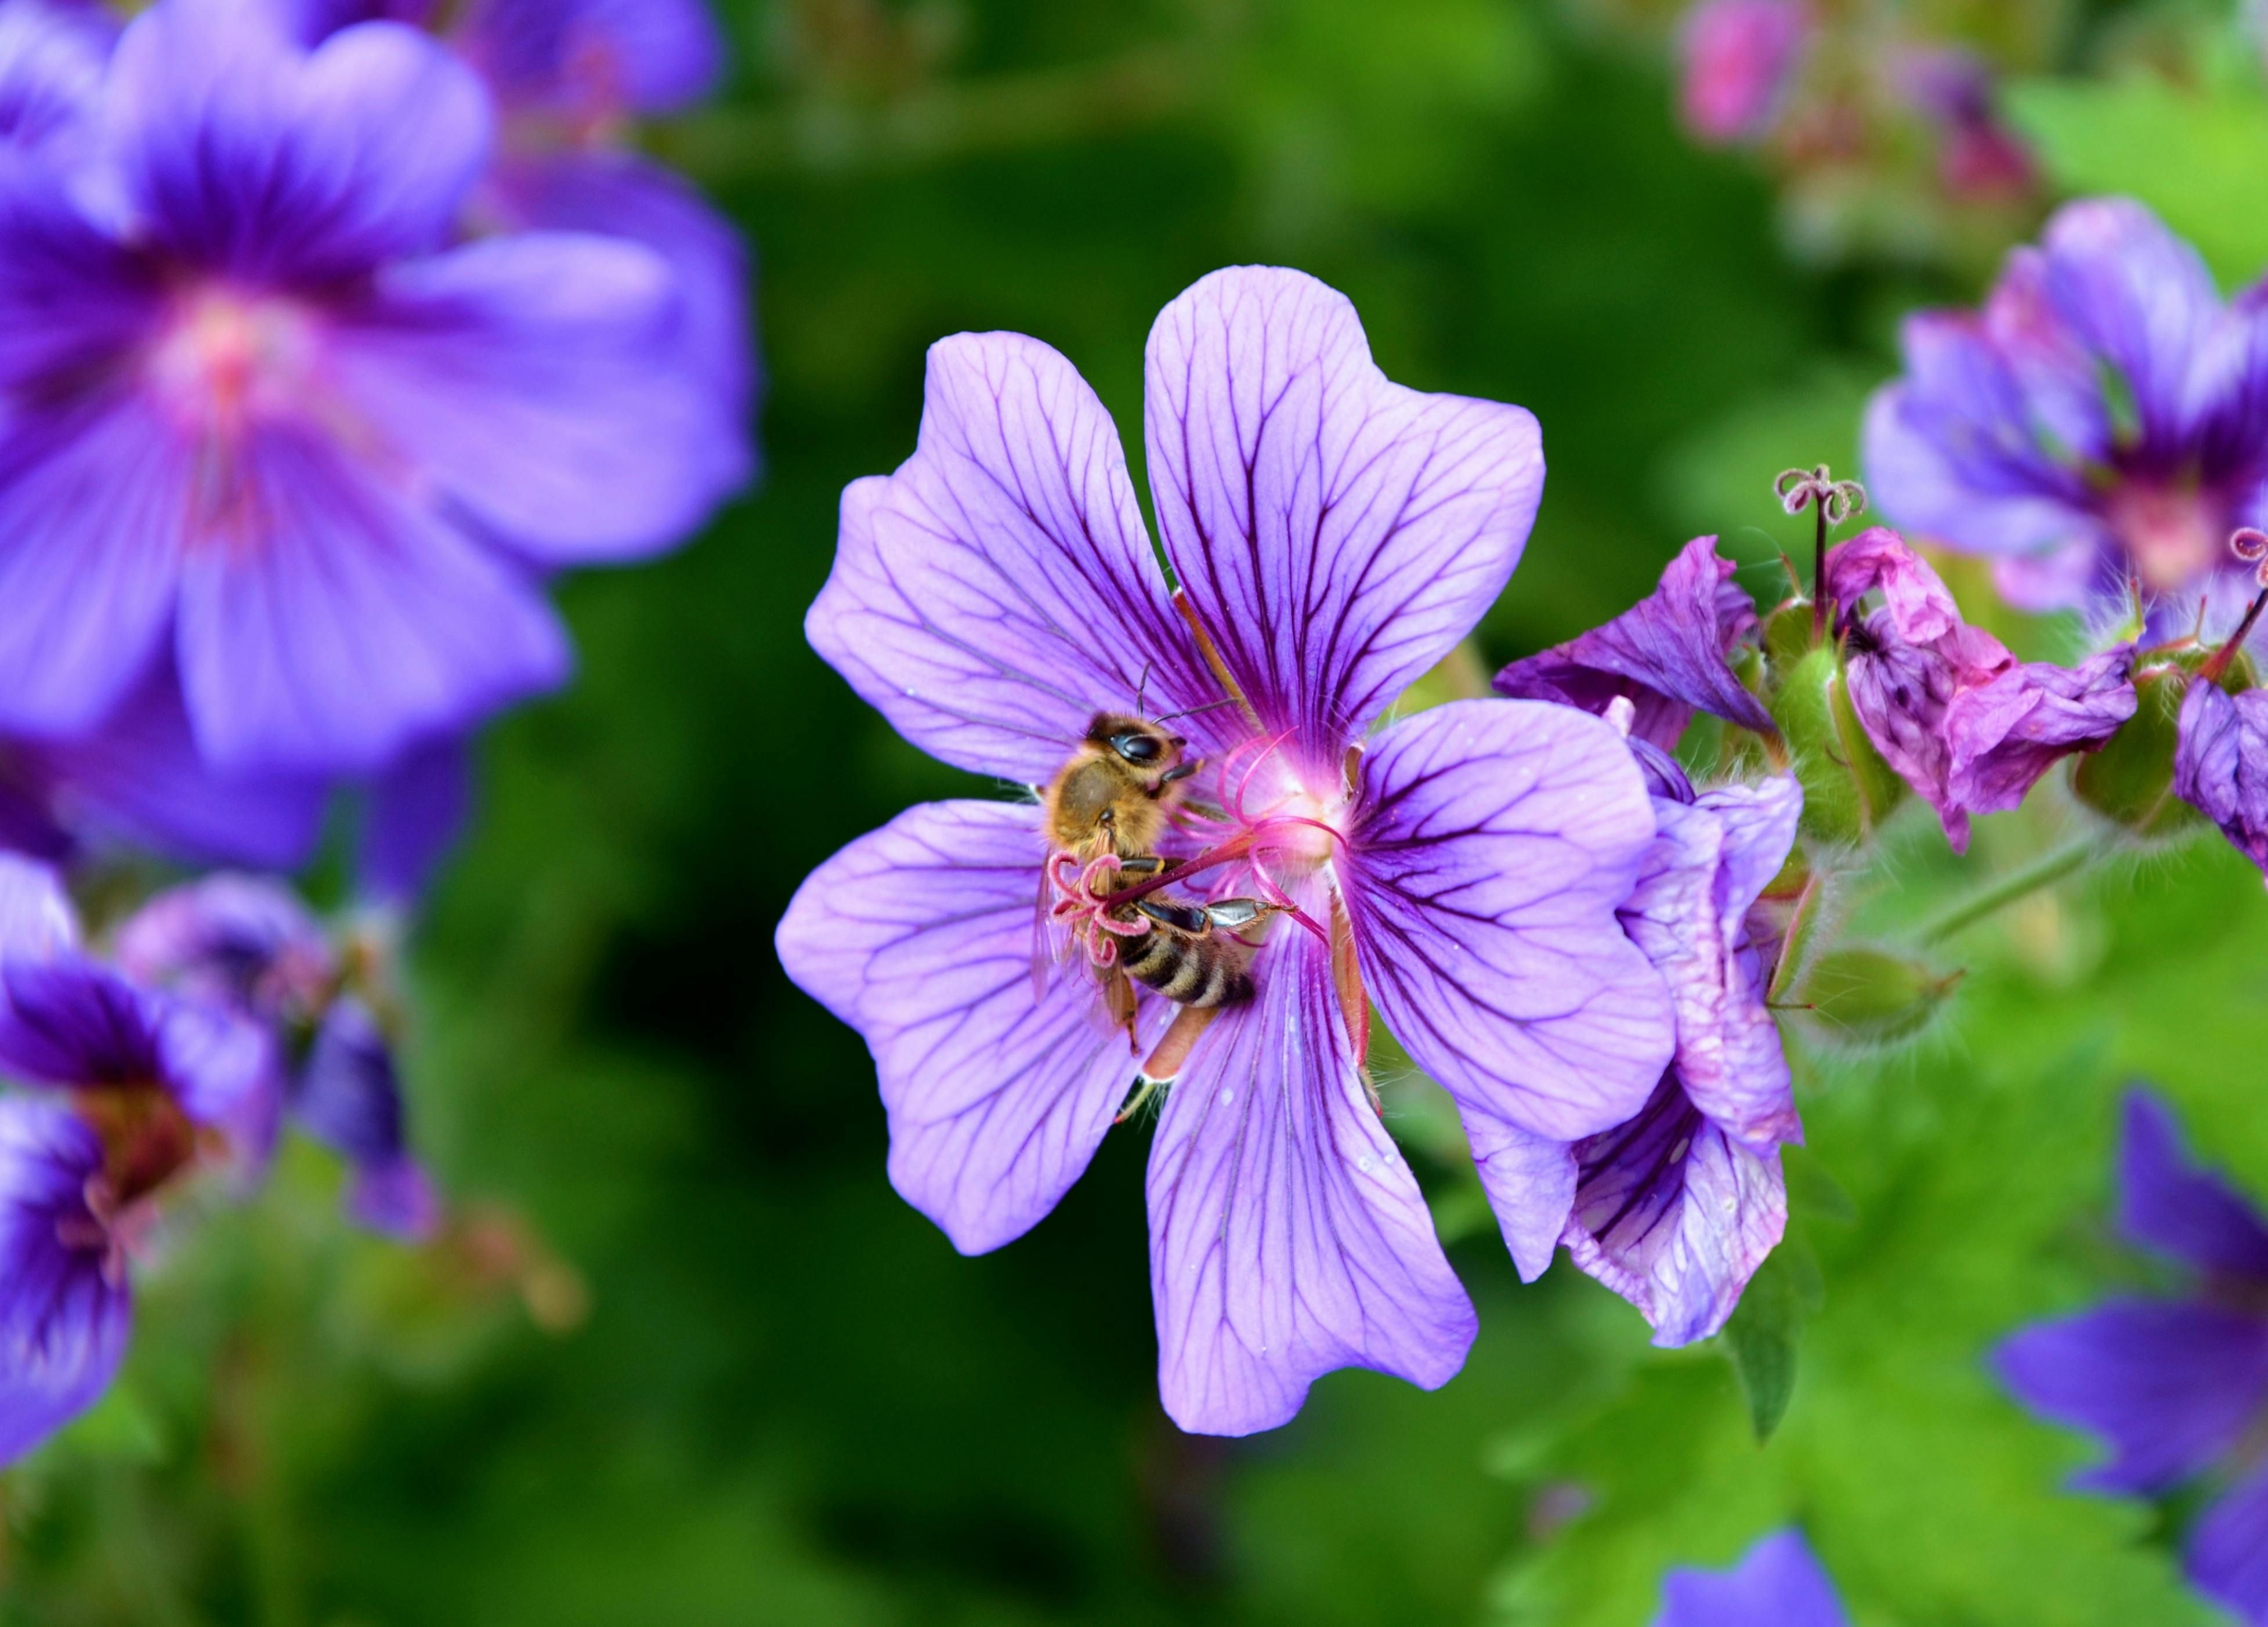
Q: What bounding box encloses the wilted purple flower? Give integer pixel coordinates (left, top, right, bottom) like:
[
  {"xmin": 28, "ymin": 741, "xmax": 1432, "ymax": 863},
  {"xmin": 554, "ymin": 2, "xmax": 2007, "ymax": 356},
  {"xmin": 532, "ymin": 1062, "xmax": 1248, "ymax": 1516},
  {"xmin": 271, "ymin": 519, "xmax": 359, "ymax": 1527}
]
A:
[
  {"xmin": 0, "ymin": 855, "xmax": 272, "ymax": 1463},
  {"xmin": 777, "ymin": 266, "xmax": 1677, "ymax": 1436},
  {"xmin": 1996, "ymin": 1090, "xmax": 2268, "ymax": 1626},
  {"xmin": 1825, "ymin": 528, "xmax": 2135, "ymax": 852},
  {"xmin": 117, "ymin": 874, "xmax": 435, "ymax": 1239},
  {"xmin": 2176, "ymin": 677, "xmax": 2268, "ymax": 878},
  {"xmin": 1677, "ymin": 0, "xmax": 1808, "ymax": 147},
  {"xmin": 1654, "ymin": 1529, "xmax": 1852, "ymax": 1627},
  {"xmin": 1552, "ymin": 764, "xmax": 1803, "ymax": 1344},
  {"xmin": 280, "ymin": 0, "xmax": 755, "ymax": 471},
  {"xmin": 0, "ymin": 0, "xmax": 744, "ymax": 777},
  {"xmin": 1866, "ymin": 200, "xmax": 2268, "ymax": 635},
  {"xmin": 1495, "ymin": 534, "xmax": 1776, "ymax": 749}
]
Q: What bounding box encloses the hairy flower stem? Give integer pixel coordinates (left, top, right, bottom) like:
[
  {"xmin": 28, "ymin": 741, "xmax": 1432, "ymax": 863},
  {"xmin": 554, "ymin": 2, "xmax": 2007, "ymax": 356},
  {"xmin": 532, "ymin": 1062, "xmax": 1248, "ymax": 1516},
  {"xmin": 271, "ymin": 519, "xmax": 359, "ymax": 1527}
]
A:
[{"xmin": 1917, "ymin": 839, "xmax": 2098, "ymax": 946}]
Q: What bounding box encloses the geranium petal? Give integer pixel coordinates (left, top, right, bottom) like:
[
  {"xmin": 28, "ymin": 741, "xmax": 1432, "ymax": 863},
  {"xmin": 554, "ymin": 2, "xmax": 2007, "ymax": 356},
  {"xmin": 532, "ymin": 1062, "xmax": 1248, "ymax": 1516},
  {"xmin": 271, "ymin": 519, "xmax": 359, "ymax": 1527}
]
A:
[
  {"xmin": 2115, "ymin": 1088, "xmax": 2268, "ymax": 1283},
  {"xmin": 1994, "ymin": 1299, "xmax": 2268, "ymax": 1494},
  {"xmin": 0, "ymin": 395, "xmax": 185, "ymax": 739},
  {"xmin": 331, "ymin": 232, "xmax": 743, "ymax": 561},
  {"xmin": 1941, "ymin": 645, "xmax": 2135, "ymax": 819},
  {"xmin": 1861, "ymin": 363, "xmax": 2100, "ymax": 587},
  {"xmin": 808, "ymin": 332, "xmax": 1227, "ymax": 784},
  {"xmin": 0, "ymin": 852, "xmax": 74, "ymax": 963},
  {"xmin": 462, "ymin": 0, "xmax": 724, "ymax": 113},
  {"xmin": 175, "ymin": 422, "xmax": 571, "ymax": 775},
  {"xmin": 107, "ymin": 2, "xmax": 489, "ymax": 281},
  {"xmin": 776, "ymin": 800, "xmax": 1155, "ymax": 1255},
  {"xmin": 0, "ymin": 1098, "xmax": 130, "ymax": 1466},
  {"xmin": 1654, "ymin": 1529, "xmax": 1851, "ymax": 1627},
  {"xmin": 1495, "ymin": 535, "xmax": 1773, "ymax": 747},
  {"xmin": 1146, "ymin": 918, "xmax": 1475, "ymax": 1436},
  {"xmin": 1345, "ymin": 699, "xmax": 1674, "ymax": 1144},
  {"xmin": 0, "ymin": 957, "xmax": 165, "ymax": 1086},
  {"xmin": 1622, "ymin": 782, "xmax": 1801, "ymax": 1149},
  {"xmin": 2189, "ymin": 1465, "xmax": 2268, "ymax": 1627},
  {"xmin": 1563, "ymin": 1073, "xmax": 1787, "ymax": 1347},
  {"xmin": 358, "ymin": 731, "xmax": 470, "ymax": 902},
  {"xmin": 1145, "ymin": 266, "xmax": 1543, "ymax": 760},
  {"xmin": 24, "ymin": 664, "xmax": 330, "ymax": 871},
  {"xmin": 480, "ymin": 149, "xmax": 756, "ymax": 454},
  {"xmin": 2175, "ymin": 679, "xmax": 2268, "ymax": 877},
  {"xmin": 2037, "ymin": 198, "xmax": 2220, "ymax": 448}
]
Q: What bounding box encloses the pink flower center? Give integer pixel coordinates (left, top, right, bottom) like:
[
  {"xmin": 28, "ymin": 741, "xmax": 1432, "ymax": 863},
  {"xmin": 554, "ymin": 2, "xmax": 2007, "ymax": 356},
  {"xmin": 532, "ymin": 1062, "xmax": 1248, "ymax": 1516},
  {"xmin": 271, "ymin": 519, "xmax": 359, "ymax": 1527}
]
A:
[
  {"xmin": 2107, "ymin": 482, "xmax": 2226, "ymax": 594},
  {"xmin": 145, "ymin": 285, "xmax": 319, "ymax": 435}
]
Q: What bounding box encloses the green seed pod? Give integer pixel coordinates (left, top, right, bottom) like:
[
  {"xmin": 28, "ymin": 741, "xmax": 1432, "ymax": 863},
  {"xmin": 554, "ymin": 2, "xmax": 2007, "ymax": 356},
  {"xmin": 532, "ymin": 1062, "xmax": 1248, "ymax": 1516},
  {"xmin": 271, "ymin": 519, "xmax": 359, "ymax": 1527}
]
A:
[
  {"xmin": 1795, "ymin": 946, "xmax": 1960, "ymax": 1050},
  {"xmin": 1766, "ymin": 645, "xmax": 1907, "ymax": 848}
]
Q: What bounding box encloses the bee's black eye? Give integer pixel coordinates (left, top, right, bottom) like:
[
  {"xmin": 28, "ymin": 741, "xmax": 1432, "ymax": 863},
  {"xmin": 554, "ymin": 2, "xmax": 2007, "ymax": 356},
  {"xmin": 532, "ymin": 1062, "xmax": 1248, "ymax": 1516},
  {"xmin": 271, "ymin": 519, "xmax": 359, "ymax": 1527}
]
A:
[{"xmin": 1110, "ymin": 732, "xmax": 1162, "ymax": 765}]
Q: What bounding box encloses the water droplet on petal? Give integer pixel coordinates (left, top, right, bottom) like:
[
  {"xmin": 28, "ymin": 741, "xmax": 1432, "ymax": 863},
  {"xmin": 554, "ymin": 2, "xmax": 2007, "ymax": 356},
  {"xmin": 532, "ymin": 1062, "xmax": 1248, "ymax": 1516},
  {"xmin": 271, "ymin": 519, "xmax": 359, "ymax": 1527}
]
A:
[{"xmin": 1219, "ymin": 1087, "xmax": 1235, "ymax": 1106}]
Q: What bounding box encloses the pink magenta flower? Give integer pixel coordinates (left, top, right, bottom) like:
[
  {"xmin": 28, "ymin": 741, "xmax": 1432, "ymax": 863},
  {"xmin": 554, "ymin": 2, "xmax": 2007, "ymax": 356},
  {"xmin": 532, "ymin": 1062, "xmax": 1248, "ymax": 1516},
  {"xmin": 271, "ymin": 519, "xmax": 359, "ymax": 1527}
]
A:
[{"xmin": 776, "ymin": 267, "xmax": 1677, "ymax": 1436}]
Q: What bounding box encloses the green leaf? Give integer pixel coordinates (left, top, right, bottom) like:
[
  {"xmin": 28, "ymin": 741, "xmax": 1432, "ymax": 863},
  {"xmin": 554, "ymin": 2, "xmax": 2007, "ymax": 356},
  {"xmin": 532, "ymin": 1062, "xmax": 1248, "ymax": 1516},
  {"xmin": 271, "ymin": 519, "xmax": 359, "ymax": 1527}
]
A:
[
  {"xmin": 1721, "ymin": 1248, "xmax": 1810, "ymax": 1442},
  {"xmin": 2006, "ymin": 76, "xmax": 2268, "ymax": 285}
]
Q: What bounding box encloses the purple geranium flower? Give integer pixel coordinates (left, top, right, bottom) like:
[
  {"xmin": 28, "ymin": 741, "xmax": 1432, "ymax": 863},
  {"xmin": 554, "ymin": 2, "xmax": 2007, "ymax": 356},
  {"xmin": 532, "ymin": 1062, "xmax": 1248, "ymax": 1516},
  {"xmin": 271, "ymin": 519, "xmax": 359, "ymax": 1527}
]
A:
[
  {"xmin": 0, "ymin": 854, "xmax": 272, "ymax": 1463},
  {"xmin": 776, "ymin": 266, "xmax": 1677, "ymax": 1435},
  {"xmin": 117, "ymin": 873, "xmax": 436, "ymax": 1239},
  {"xmin": 0, "ymin": 0, "xmax": 743, "ymax": 777},
  {"xmin": 1494, "ymin": 533, "xmax": 1775, "ymax": 749},
  {"xmin": 1677, "ymin": 0, "xmax": 1808, "ymax": 147},
  {"xmin": 1654, "ymin": 1530, "xmax": 1852, "ymax": 1627},
  {"xmin": 1824, "ymin": 527, "xmax": 2136, "ymax": 852},
  {"xmin": 1865, "ymin": 199, "xmax": 2268, "ymax": 637},
  {"xmin": 1996, "ymin": 1089, "xmax": 2268, "ymax": 1625}
]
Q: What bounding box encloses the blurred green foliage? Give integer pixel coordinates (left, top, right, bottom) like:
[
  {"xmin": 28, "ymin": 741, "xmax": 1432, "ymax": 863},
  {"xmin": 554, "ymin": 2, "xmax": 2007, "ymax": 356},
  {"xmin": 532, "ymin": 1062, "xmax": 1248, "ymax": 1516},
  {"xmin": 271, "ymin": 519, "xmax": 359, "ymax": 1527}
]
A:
[{"xmin": 11, "ymin": 1, "xmax": 2268, "ymax": 1624}]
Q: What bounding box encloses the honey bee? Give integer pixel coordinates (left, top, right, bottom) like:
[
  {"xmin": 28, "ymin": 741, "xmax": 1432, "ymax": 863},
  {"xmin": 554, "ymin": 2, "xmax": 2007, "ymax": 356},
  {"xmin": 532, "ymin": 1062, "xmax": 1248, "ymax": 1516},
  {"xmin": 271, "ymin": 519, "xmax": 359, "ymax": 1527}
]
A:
[
  {"xmin": 1040, "ymin": 711, "xmax": 1199, "ymax": 862},
  {"xmin": 1034, "ymin": 710, "xmax": 1274, "ymax": 1053}
]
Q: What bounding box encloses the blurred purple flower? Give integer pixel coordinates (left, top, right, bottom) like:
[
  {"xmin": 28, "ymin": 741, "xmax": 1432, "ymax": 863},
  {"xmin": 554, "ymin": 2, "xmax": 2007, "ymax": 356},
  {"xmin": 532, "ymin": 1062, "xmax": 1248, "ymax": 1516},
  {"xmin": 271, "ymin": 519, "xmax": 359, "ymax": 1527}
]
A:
[
  {"xmin": 2175, "ymin": 678, "xmax": 2268, "ymax": 879},
  {"xmin": 1494, "ymin": 534, "xmax": 1775, "ymax": 749},
  {"xmin": 1538, "ymin": 762, "xmax": 1802, "ymax": 1343},
  {"xmin": 776, "ymin": 266, "xmax": 1677, "ymax": 1436},
  {"xmin": 1654, "ymin": 1529, "xmax": 1851, "ymax": 1627},
  {"xmin": 1677, "ymin": 0, "xmax": 1808, "ymax": 147},
  {"xmin": 1825, "ymin": 528, "xmax": 2135, "ymax": 852},
  {"xmin": 118, "ymin": 873, "xmax": 435, "ymax": 1239},
  {"xmin": 0, "ymin": 0, "xmax": 744, "ymax": 778},
  {"xmin": 0, "ymin": 855, "xmax": 272, "ymax": 1463},
  {"xmin": 1996, "ymin": 1089, "xmax": 2268, "ymax": 1626},
  {"xmin": 1866, "ymin": 200, "xmax": 2268, "ymax": 637},
  {"xmin": 1895, "ymin": 48, "xmax": 2034, "ymax": 203}
]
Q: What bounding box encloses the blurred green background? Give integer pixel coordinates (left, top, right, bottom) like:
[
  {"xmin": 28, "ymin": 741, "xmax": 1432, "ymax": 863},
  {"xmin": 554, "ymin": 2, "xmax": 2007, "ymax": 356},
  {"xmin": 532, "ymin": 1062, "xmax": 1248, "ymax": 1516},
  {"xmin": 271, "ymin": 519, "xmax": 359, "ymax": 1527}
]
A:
[{"xmin": 15, "ymin": 1, "xmax": 2268, "ymax": 1622}]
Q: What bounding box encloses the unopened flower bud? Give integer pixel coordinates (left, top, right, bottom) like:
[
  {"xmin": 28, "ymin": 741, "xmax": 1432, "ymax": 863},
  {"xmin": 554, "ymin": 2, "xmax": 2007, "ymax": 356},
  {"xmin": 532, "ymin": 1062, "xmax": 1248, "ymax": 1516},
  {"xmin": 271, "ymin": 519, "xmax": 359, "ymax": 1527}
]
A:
[
  {"xmin": 1765, "ymin": 645, "xmax": 1907, "ymax": 847},
  {"xmin": 1795, "ymin": 946, "xmax": 1960, "ymax": 1050}
]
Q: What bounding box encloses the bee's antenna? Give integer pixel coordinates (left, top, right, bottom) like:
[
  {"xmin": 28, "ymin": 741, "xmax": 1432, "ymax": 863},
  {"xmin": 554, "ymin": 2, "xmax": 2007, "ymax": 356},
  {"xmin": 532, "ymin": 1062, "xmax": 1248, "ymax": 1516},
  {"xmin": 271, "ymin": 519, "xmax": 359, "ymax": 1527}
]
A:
[
  {"xmin": 1134, "ymin": 659, "xmax": 1154, "ymax": 718},
  {"xmin": 1152, "ymin": 697, "xmax": 1240, "ymax": 725}
]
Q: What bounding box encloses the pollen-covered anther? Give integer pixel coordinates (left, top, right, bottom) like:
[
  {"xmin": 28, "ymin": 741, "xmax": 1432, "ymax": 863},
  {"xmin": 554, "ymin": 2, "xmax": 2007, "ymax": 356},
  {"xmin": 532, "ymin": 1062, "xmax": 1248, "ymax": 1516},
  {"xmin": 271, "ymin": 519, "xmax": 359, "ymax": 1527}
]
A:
[{"xmin": 1047, "ymin": 851, "xmax": 1149, "ymax": 967}]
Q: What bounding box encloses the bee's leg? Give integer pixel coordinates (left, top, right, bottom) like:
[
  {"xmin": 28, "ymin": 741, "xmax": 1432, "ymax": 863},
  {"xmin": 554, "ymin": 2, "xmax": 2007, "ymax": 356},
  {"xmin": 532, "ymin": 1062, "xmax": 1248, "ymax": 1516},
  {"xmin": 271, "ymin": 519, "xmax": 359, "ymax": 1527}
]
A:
[
  {"xmin": 1131, "ymin": 1004, "xmax": 1220, "ymax": 1104},
  {"xmin": 1116, "ymin": 856, "xmax": 1166, "ymax": 875}
]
